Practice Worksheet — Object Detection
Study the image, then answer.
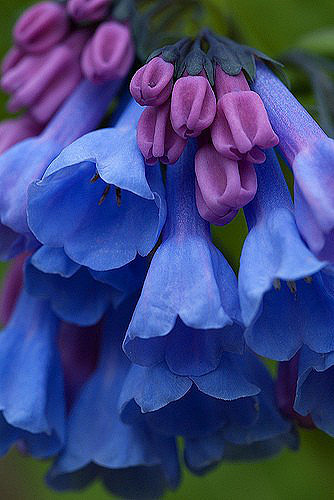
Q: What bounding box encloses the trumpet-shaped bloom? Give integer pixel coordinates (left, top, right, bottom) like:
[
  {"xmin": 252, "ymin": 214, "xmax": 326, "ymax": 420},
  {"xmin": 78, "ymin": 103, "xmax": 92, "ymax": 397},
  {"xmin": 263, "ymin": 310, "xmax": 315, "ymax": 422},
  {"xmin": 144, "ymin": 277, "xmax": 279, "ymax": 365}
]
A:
[
  {"xmin": 120, "ymin": 351, "xmax": 291, "ymax": 474},
  {"xmin": 25, "ymin": 246, "xmax": 146, "ymax": 325},
  {"xmin": 0, "ymin": 79, "xmax": 122, "ymax": 260},
  {"xmin": 28, "ymin": 99, "xmax": 166, "ymax": 271},
  {"xmin": 294, "ymin": 347, "xmax": 334, "ymax": 436},
  {"xmin": 0, "ymin": 290, "xmax": 65, "ymax": 457},
  {"xmin": 124, "ymin": 140, "xmax": 244, "ymax": 374},
  {"xmin": 239, "ymin": 148, "xmax": 334, "ymax": 360},
  {"xmin": 48, "ymin": 303, "xmax": 180, "ymax": 498},
  {"xmin": 253, "ymin": 62, "xmax": 334, "ymax": 263}
]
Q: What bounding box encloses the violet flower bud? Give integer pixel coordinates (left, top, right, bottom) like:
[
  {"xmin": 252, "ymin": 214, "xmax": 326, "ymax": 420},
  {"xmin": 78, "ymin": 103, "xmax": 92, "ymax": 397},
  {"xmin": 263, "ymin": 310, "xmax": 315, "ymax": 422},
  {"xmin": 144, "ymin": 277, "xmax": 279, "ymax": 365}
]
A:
[
  {"xmin": 2, "ymin": 31, "xmax": 88, "ymax": 124},
  {"xmin": 195, "ymin": 144, "xmax": 257, "ymax": 225},
  {"xmin": 13, "ymin": 1, "xmax": 69, "ymax": 54},
  {"xmin": 1, "ymin": 46, "xmax": 25, "ymax": 75},
  {"xmin": 0, "ymin": 114, "xmax": 43, "ymax": 155},
  {"xmin": 130, "ymin": 57, "xmax": 174, "ymax": 107},
  {"xmin": 211, "ymin": 68, "xmax": 278, "ymax": 162},
  {"xmin": 67, "ymin": 0, "xmax": 111, "ymax": 23},
  {"xmin": 171, "ymin": 75, "xmax": 216, "ymax": 138},
  {"xmin": 81, "ymin": 21, "xmax": 134, "ymax": 84},
  {"xmin": 214, "ymin": 65, "xmax": 249, "ymax": 100},
  {"xmin": 137, "ymin": 101, "xmax": 187, "ymax": 165}
]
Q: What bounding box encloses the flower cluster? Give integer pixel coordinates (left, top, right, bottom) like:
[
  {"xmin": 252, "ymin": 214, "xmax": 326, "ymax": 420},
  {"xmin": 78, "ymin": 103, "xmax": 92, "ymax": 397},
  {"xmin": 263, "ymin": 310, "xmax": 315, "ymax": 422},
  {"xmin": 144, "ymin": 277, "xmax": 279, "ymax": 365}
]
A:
[
  {"xmin": 0, "ymin": 0, "xmax": 133, "ymax": 153},
  {"xmin": 130, "ymin": 32, "xmax": 279, "ymax": 225},
  {"xmin": 1, "ymin": 1, "xmax": 334, "ymax": 499}
]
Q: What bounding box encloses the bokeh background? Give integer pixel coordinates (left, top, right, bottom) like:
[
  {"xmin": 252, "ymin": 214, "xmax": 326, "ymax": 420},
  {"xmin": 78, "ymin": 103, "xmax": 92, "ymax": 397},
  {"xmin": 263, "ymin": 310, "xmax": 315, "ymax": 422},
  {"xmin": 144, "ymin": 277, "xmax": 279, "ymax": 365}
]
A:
[{"xmin": 1, "ymin": 0, "xmax": 334, "ymax": 498}]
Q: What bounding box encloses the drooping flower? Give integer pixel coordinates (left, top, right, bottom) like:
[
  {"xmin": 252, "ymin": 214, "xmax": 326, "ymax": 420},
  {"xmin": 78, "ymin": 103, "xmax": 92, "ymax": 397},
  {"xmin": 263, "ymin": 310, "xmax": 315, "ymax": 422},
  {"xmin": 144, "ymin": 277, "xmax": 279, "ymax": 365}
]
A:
[
  {"xmin": 0, "ymin": 78, "xmax": 122, "ymax": 259},
  {"xmin": 27, "ymin": 98, "xmax": 167, "ymax": 271},
  {"xmin": 238, "ymin": 148, "xmax": 334, "ymax": 360},
  {"xmin": 252, "ymin": 62, "xmax": 334, "ymax": 263},
  {"xmin": 294, "ymin": 347, "xmax": 334, "ymax": 436},
  {"xmin": 123, "ymin": 140, "xmax": 244, "ymax": 372},
  {"xmin": 130, "ymin": 32, "xmax": 279, "ymax": 226},
  {"xmin": 120, "ymin": 350, "xmax": 292, "ymax": 475},
  {"xmin": 47, "ymin": 301, "xmax": 181, "ymax": 499},
  {"xmin": 0, "ymin": 288, "xmax": 65, "ymax": 458},
  {"xmin": 24, "ymin": 245, "xmax": 146, "ymax": 325}
]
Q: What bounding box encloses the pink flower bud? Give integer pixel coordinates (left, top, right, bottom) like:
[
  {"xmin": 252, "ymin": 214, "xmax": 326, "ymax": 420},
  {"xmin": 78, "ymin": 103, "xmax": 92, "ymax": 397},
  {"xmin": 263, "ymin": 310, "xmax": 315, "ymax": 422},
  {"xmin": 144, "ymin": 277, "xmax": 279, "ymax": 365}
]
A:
[
  {"xmin": 170, "ymin": 75, "xmax": 216, "ymax": 138},
  {"xmin": 1, "ymin": 47, "xmax": 25, "ymax": 75},
  {"xmin": 137, "ymin": 101, "xmax": 187, "ymax": 165},
  {"xmin": 211, "ymin": 89, "xmax": 279, "ymax": 162},
  {"xmin": 13, "ymin": 1, "xmax": 69, "ymax": 54},
  {"xmin": 214, "ymin": 65, "xmax": 249, "ymax": 100},
  {"xmin": 67, "ymin": 0, "xmax": 111, "ymax": 23},
  {"xmin": 195, "ymin": 144, "xmax": 257, "ymax": 225},
  {"xmin": 0, "ymin": 114, "xmax": 42, "ymax": 154},
  {"xmin": 1, "ymin": 31, "xmax": 88, "ymax": 124},
  {"xmin": 81, "ymin": 22, "xmax": 134, "ymax": 83},
  {"xmin": 130, "ymin": 57, "xmax": 174, "ymax": 106}
]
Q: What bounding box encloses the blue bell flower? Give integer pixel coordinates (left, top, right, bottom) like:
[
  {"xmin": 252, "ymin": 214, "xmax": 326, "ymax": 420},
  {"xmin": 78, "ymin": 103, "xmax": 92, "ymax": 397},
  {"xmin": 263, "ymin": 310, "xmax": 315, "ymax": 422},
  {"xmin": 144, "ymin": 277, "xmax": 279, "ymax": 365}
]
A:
[
  {"xmin": 0, "ymin": 80, "xmax": 121, "ymax": 260},
  {"xmin": 0, "ymin": 290, "xmax": 65, "ymax": 457},
  {"xmin": 253, "ymin": 62, "xmax": 334, "ymax": 263},
  {"xmin": 124, "ymin": 140, "xmax": 244, "ymax": 376},
  {"xmin": 239, "ymin": 148, "xmax": 334, "ymax": 360},
  {"xmin": 27, "ymin": 99, "xmax": 167, "ymax": 271},
  {"xmin": 24, "ymin": 246, "xmax": 146, "ymax": 325}
]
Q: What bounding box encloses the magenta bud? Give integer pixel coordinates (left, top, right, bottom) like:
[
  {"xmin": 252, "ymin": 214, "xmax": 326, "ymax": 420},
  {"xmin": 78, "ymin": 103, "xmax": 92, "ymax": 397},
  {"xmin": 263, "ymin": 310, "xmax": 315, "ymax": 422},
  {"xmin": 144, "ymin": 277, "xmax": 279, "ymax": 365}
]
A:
[
  {"xmin": 1, "ymin": 46, "xmax": 25, "ymax": 75},
  {"xmin": 137, "ymin": 101, "xmax": 187, "ymax": 165},
  {"xmin": 211, "ymin": 90, "xmax": 279, "ymax": 162},
  {"xmin": 0, "ymin": 114, "xmax": 42, "ymax": 154},
  {"xmin": 67, "ymin": 0, "xmax": 111, "ymax": 23},
  {"xmin": 214, "ymin": 65, "xmax": 249, "ymax": 100},
  {"xmin": 130, "ymin": 57, "xmax": 174, "ymax": 106},
  {"xmin": 195, "ymin": 144, "xmax": 257, "ymax": 225},
  {"xmin": 171, "ymin": 75, "xmax": 216, "ymax": 138},
  {"xmin": 13, "ymin": 1, "xmax": 69, "ymax": 54},
  {"xmin": 81, "ymin": 21, "xmax": 134, "ymax": 84},
  {"xmin": 2, "ymin": 31, "xmax": 87, "ymax": 123}
]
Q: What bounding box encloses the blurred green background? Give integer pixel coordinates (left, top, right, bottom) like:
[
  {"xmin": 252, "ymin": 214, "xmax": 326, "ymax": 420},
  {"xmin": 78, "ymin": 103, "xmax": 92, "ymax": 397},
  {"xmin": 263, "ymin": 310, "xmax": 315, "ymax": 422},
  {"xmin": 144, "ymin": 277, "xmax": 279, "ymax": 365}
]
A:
[{"xmin": 1, "ymin": 0, "xmax": 334, "ymax": 498}]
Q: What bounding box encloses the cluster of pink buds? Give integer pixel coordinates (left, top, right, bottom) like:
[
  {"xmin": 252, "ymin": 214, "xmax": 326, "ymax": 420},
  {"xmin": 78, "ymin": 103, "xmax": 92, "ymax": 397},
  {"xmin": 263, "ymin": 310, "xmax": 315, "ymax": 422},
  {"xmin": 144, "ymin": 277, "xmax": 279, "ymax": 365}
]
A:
[
  {"xmin": 130, "ymin": 45, "xmax": 279, "ymax": 225},
  {"xmin": 0, "ymin": 0, "xmax": 134, "ymax": 154}
]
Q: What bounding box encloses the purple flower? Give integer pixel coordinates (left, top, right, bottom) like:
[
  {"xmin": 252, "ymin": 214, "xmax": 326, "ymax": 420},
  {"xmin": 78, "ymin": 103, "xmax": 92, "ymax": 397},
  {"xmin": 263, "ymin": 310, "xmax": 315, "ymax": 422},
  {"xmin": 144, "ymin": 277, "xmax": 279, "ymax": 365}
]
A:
[
  {"xmin": 195, "ymin": 143, "xmax": 257, "ymax": 225},
  {"xmin": 81, "ymin": 22, "xmax": 134, "ymax": 84},
  {"xmin": 13, "ymin": 1, "xmax": 70, "ymax": 54},
  {"xmin": 136, "ymin": 101, "xmax": 187, "ymax": 165},
  {"xmin": 130, "ymin": 57, "xmax": 175, "ymax": 107},
  {"xmin": 67, "ymin": 0, "xmax": 111, "ymax": 23},
  {"xmin": 170, "ymin": 75, "xmax": 217, "ymax": 138}
]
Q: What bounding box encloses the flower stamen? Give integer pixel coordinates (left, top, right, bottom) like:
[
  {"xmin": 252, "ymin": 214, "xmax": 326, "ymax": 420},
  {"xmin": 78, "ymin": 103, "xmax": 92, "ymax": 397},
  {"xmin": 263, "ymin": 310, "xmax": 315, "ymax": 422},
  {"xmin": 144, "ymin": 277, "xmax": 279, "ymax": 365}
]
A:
[
  {"xmin": 98, "ymin": 184, "xmax": 111, "ymax": 205},
  {"xmin": 273, "ymin": 278, "xmax": 281, "ymax": 291}
]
